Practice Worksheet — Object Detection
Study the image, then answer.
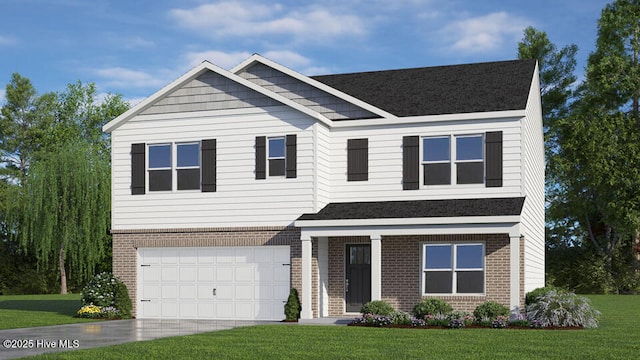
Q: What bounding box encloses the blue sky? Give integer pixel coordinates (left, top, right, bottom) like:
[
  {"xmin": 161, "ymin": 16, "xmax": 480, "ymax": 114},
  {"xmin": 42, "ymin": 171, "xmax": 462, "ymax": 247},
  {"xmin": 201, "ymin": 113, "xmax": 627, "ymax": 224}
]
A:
[{"xmin": 0, "ymin": 0, "xmax": 608, "ymax": 105}]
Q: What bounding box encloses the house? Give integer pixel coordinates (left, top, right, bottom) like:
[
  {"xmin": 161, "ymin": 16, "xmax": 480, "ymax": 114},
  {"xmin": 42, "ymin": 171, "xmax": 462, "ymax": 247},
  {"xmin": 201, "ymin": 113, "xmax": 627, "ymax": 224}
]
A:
[{"xmin": 103, "ymin": 54, "xmax": 544, "ymax": 320}]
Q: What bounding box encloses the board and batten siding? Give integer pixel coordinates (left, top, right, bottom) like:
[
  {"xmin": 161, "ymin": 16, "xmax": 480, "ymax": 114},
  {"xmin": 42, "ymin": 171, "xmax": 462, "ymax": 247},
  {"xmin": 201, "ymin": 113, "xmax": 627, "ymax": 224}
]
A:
[
  {"xmin": 111, "ymin": 106, "xmax": 317, "ymax": 230},
  {"xmin": 520, "ymin": 67, "xmax": 546, "ymax": 292},
  {"xmin": 327, "ymin": 119, "xmax": 524, "ymax": 202}
]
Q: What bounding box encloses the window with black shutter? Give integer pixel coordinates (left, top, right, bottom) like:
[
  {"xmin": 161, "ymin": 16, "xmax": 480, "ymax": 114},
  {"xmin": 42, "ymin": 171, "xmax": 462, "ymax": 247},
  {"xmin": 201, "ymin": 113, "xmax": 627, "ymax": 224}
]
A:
[{"xmin": 256, "ymin": 134, "xmax": 296, "ymax": 179}]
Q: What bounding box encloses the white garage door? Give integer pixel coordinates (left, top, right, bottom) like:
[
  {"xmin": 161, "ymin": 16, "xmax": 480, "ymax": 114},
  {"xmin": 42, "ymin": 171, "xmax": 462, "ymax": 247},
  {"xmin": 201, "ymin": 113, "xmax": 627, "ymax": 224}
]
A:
[{"xmin": 138, "ymin": 246, "xmax": 290, "ymax": 320}]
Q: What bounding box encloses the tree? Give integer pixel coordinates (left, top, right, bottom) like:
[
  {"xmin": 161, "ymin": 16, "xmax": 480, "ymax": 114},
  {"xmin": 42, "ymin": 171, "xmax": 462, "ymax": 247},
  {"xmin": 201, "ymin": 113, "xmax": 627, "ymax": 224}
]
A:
[
  {"xmin": 548, "ymin": 0, "xmax": 640, "ymax": 292},
  {"xmin": 0, "ymin": 73, "xmax": 57, "ymax": 184},
  {"xmin": 21, "ymin": 142, "xmax": 111, "ymax": 294},
  {"xmin": 11, "ymin": 79, "xmax": 129, "ymax": 294}
]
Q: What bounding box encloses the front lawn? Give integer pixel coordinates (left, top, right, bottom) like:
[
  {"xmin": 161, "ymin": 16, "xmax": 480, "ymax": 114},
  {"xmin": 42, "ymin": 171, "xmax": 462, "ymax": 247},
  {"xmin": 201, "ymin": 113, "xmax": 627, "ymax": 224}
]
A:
[
  {"xmin": 32, "ymin": 295, "xmax": 640, "ymax": 359},
  {"xmin": 0, "ymin": 294, "xmax": 100, "ymax": 329}
]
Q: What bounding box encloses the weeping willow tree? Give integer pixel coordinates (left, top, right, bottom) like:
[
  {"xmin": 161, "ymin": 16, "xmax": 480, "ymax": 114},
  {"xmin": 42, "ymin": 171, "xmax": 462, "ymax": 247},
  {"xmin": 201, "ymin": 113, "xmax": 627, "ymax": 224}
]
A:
[{"xmin": 20, "ymin": 142, "xmax": 110, "ymax": 294}]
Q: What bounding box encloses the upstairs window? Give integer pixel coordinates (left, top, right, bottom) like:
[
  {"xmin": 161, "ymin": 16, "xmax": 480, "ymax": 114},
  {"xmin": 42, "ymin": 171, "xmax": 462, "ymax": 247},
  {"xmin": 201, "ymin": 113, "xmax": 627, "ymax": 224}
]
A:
[
  {"xmin": 422, "ymin": 136, "xmax": 451, "ymax": 185},
  {"xmin": 268, "ymin": 137, "xmax": 286, "ymax": 177},
  {"xmin": 148, "ymin": 144, "xmax": 172, "ymax": 191},
  {"xmin": 455, "ymin": 135, "xmax": 484, "ymax": 184},
  {"xmin": 176, "ymin": 143, "xmax": 201, "ymax": 190}
]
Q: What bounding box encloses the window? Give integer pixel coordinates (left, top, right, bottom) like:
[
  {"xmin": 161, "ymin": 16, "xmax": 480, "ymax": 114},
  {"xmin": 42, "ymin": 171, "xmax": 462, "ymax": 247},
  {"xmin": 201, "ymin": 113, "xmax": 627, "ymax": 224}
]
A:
[
  {"xmin": 255, "ymin": 135, "xmax": 296, "ymax": 179},
  {"xmin": 148, "ymin": 142, "xmax": 200, "ymax": 191},
  {"xmin": 455, "ymin": 135, "xmax": 484, "ymax": 184},
  {"xmin": 423, "ymin": 244, "xmax": 484, "ymax": 295},
  {"xmin": 176, "ymin": 143, "xmax": 200, "ymax": 190},
  {"xmin": 422, "ymin": 136, "xmax": 451, "ymax": 185},
  {"xmin": 268, "ymin": 137, "xmax": 286, "ymax": 176},
  {"xmin": 148, "ymin": 144, "xmax": 172, "ymax": 191}
]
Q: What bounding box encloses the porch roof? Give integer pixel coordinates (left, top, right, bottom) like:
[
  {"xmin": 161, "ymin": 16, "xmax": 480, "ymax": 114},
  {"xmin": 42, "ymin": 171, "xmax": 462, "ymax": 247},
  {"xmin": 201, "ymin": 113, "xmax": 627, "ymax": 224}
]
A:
[{"xmin": 297, "ymin": 197, "xmax": 525, "ymax": 221}]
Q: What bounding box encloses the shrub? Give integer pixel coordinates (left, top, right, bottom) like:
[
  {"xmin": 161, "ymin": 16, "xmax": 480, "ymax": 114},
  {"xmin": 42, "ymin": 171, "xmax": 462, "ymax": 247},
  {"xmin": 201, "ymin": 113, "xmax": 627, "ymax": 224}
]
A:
[
  {"xmin": 525, "ymin": 290, "xmax": 601, "ymax": 328},
  {"xmin": 449, "ymin": 311, "xmax": 474, "ymax": 326},
  {"xmin": 473, "ymin": 301, "xmax": 509, "ymax": 322},
  {"xmin": 491, "ymin": 315, "xmax": 508, "ymax": 329},
  {"xmin": 284, "ymin": 288, "xmax": 301, "ymax": 320},
  {"xmin": 360, "ymin": 300, "xmax": 395, "ymax": 316},
  {"xmin": 392, "ymin": 311, "xmax": 412, "ymax": 325},
  {"xmin": 77, "ymin": 305, "xmax": 102, "ymax": 318},
  {"xmin": 424, "ymin": 313, "xmax": 450, "ymax": 327},
  {"xmin": 525, "ymin": 286, "xmax": 563, "ymax": 305},
  {"xmin": 81, "ymin": 272, "xmax": 132, "ymax": 319},
  {"xmin": 412, "ymin": 298, "xmax": 452, "ymax": 319}
]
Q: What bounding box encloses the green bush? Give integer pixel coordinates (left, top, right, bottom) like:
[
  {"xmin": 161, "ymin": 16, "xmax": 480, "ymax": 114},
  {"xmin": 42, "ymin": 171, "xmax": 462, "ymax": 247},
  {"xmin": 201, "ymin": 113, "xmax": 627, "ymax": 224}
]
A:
[
  {"xmin": 525, "ymin": 286, "xmax": 563, "ymax": 305},
  {"xmin": 284, "ymin": 288, "xmax": 301, "ymax": 320},
  {"xmin": 392, "ymin": 311, "xmax": 412, "ymax": 325},
  {"xmin": 360, "ymin": 300, "xmax": 395, "ymax": 316},
  {"xmin": 525, "ymin": 290, "xmax": 601, "ymax": 328},
  {"xmin": 473, "ymin": 301, "xmax": 509, "ymax": 322},
  {"xmin": 412, "ymin": 298, "xmax": 452, "ymax": 319},
  {"xmin": 81, "ymin": 272, "xmax": 132, "ymax": 319}
]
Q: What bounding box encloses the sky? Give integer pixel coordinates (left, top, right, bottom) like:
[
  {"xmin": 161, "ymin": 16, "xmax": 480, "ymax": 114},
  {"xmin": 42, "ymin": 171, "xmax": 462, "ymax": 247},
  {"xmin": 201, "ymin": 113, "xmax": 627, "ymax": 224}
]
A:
[{"xmin": 0, "ymin": 0, "xmax": 609, "ymax": 106}]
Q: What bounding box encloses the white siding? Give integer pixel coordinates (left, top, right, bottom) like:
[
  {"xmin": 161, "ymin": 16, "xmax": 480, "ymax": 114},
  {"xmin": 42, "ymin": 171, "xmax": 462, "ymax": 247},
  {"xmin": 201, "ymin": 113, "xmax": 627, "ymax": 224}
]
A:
[
  {"xmin": 111, "ymin": 106, "xmax": 316, "ymax": 230},
  {"xmin": 520, "ymin": 65, "xmax": 546, "ymax": 291},
  {"xmin": 327, "ymin": 119, "xmax": 523, "ymax": 202}
]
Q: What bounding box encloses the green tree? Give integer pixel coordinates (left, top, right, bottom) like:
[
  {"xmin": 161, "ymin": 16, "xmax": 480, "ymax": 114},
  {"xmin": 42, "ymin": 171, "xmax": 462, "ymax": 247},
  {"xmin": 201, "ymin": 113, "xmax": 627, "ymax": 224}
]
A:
[
  {"xmin": 21, "ymin": 142, "xmax": 111, "ymax": 294},
  {"xmin": 549, "ymin": 0, "xmax": 640, "ymax": 292},
  {"xmin": 0, "ymin": 73, "xmax": 57, "ymax": 183}
]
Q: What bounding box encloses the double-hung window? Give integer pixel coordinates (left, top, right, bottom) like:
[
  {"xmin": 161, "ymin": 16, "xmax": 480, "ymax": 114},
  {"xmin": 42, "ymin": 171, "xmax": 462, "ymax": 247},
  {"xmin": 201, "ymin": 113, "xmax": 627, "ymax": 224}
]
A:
[
  {"xmin": 148, "ymin": 144, "xmax": 172, "ymax": 191},
  {"xmin": 455, "ymin": 135, "xmax": 484, "ymax": 184},
  {"xmin": 422, "ymin": 136, "xmax": 451, "ymax": 185},
  {"xmin": 147, "ymin": 142, "xmax": 201, "ymax": 191},
  {"xmin": 423, "ymin": 243, "xmax": 484, "ymax": 295},
  {"xmin": 268, "ymin": 137, "xmax": 286, "ymax": 177}
]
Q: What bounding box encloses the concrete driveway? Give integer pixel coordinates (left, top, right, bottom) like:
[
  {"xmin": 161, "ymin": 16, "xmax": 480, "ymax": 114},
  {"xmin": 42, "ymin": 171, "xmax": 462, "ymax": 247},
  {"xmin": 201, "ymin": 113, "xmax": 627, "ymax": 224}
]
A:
[{"xmin": 0, "ymin": 319, "xmax": 279, "ymax": 359}]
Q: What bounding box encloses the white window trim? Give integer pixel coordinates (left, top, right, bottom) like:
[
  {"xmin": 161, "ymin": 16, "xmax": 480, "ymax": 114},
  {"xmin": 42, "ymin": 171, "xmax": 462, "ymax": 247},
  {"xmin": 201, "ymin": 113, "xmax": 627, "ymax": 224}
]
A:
[
  {"xmin": 267, "ymin": 136, "xmax": 286, "ymax": 177},
  {"xmin": 147, "ymin": 141, "xmax": 201, "ymax": 192},
  {"xmin": 420, "ymin": 133, "xmax": 486, "ymax": 187},
  {"xmin": 422, "ymin": 243, "xmax": 485, "ymax": 296}
]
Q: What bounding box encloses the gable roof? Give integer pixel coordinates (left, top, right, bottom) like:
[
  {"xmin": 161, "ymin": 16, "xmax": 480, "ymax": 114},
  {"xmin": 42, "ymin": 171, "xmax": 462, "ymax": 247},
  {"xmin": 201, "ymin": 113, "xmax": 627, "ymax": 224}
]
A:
[
  {"xmin": 311, "ymin": 59, "xmax": 537, "ymax": 117},
  {"xmin": 297, "ymin": 197, "xmax": 525, "ymax": 221}
]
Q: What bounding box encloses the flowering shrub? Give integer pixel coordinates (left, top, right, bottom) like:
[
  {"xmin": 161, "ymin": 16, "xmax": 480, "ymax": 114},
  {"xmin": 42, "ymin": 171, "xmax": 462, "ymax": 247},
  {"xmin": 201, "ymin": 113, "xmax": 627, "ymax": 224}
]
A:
[
  {"xmin": 449, "ymin": 319, "xmax": 465, "ymax": 328},
  {"xmin": 530, "ymin": 319, "xmax": 544, "ymax": 329},
  {"xmin": 101, "ymin": 306, "xmax": 120, "ymax": 319},
  {"xmin": 80, "ymin": 272, "xmax": 132, "ymax": 319},
  {"xmin": 509, "ymin": 313, "xmax": 530, "ymax": 327},
  {"xmin": 424, "ymin": 313, "xmax": 450, "ymax": 327},
  {"xmin": 473, "ymin": 301, "xmax": 509, "ymax": 323},
  {"xmin": 411, "ymin": 318, "xmax": 427, "ymax": 327},
  {"xmin": 449, "ymin": 311, "xmax": 474, "ymax": 326},
  {"xmin": 491, "ymin": 315, "xmax": 508, "ymax": 328},
  {"xmin": 77, "ymin": 305, "xmax": 102, "ymax": 318},
  {"xmin": 525, "ymin": 290, "xmax": 601, "ymax": 328},
  {"xmin": 412, "ymin": 298, "xmax": 452, "ymax": 319},
  {"xmin": 352, "ymin": 314, "xmax": 394, "ymax": 326}
]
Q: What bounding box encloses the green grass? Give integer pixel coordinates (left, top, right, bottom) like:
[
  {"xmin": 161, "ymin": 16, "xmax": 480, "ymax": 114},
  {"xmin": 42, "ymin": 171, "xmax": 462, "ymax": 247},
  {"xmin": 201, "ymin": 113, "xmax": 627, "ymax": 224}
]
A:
[
  {"xmin": 31, "ymin": 295, "xmax": 640, "ymax": 359},
  {"xmin": 0, "ymin": 294, "xmax": 101, "ymax": 329}
]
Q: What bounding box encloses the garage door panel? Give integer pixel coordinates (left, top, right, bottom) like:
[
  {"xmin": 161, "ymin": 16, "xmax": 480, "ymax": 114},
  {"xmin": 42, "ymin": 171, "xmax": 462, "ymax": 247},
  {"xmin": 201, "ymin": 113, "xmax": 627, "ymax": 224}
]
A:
[{"xmin": 139, "ymin": 246, "xmax": 290, "ymax": 320}]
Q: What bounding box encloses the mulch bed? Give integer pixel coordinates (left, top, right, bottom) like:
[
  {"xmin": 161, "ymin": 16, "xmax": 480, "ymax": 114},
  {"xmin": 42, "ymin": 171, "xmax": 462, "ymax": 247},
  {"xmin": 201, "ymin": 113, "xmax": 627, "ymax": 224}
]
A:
[{"xmin": 347, "ymin": 323, "xmax": 583, "ymax": 330}]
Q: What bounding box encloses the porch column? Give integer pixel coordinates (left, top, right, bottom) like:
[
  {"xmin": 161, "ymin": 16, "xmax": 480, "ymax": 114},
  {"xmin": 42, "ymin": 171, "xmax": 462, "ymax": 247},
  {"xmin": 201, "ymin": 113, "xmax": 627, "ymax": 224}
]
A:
[
  {"xmin": 301, "ymin": 235, "xmax": 313, "ymax": 319},
  {"xmin": 317, "ymin": 237, "xmax": 329, "ymax": 317},
  {"xmin": 371, "ymin": 234, "xmax": 382, "ymax": 301},
  {"xmin": 509, "ymin": 235, "xmax": 521, "ymax": 315}
]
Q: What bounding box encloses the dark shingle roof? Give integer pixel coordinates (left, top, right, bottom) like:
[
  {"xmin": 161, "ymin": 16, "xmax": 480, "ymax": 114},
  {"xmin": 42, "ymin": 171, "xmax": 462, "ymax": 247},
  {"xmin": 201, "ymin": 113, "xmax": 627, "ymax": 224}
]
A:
[
  {"xmin": 297, "ymin": 197, "xmax": 525, "ymax": 221},
  {"xmin": 311, "ymin": 59, "xmax": 536, "ymax": 117}
]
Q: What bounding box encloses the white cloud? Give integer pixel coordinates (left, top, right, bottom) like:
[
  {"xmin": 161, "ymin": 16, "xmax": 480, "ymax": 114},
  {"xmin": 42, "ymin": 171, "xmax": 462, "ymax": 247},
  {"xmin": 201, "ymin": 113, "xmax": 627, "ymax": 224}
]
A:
[
  {"xmin": 169, "ymin": 2, "xmax": 366, "ymax": 43},
  {"xmin": 0, "ymin": 35, "xmax": 17, "ymax": 46},
  {"xmin": 184, "ymin": 50, "xmax": 253, "ymax": 69},
  {"xmin": 123, "ymin": 36, "xmax": 155, "ymax": 49},
  {"xmin": 93, "ymin": 67, "xmax": 168, "ymax": 88},
  {"xmin": 440, "ymin": 12, "xmax": 528, "ymax": 54}
]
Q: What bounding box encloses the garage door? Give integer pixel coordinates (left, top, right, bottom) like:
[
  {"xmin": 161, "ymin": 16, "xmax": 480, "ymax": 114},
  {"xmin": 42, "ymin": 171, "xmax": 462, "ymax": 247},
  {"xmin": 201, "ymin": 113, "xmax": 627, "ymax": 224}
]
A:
[{"xmin": 138, "ymin": 246, "xmax": 290, "ymax": 320}]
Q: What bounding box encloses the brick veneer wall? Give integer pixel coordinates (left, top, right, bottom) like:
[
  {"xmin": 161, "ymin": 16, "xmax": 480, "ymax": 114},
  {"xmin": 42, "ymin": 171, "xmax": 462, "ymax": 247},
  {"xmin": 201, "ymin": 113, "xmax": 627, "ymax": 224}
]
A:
[
  {"xmin": 325, "ymin": 234, "xmax": 516, "ymax": 316},
  {"xmin": 111, "ymin": 226, "xmax": 300, "ymax": 318}
]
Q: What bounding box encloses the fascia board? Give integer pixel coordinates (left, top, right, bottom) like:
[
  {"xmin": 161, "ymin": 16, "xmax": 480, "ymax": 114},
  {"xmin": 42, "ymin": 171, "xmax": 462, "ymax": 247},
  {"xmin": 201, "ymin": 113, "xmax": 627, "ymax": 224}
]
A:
[
  {"xmin": 103, "ymin": 60, "xmax": 333, "ymax": 133},
  {"xmin": 295, "ymin": 215, "xmax": 521, "ymax": 228},
  {"xmin": 232, "ymin": 54, "xmax": 398, "ymax": 121}
]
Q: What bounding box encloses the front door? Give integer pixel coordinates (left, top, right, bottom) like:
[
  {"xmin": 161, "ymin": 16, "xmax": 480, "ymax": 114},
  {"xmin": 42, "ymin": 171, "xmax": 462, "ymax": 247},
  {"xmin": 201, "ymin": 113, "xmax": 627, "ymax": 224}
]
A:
[{"xmin": 345, "ymin": 244, "xmax": 371, "ymax": 312}]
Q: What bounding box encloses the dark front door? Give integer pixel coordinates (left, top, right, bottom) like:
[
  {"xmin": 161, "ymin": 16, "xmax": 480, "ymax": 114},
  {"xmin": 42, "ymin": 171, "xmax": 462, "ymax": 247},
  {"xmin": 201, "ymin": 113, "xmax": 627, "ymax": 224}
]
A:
[{"xmin": 345, "ymin": 244, "xmax": 371, "ymax": 312}]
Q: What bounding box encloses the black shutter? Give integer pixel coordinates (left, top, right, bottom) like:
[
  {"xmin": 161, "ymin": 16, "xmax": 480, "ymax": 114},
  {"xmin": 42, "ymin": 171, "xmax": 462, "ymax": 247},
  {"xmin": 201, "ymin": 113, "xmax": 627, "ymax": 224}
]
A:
[
  {"xmin": 201, "ymin": 139, "xmax": 216, "ymax": 192},
  {"xmin": 485, "ymin": 131, "xmax": 503, "ymax": 187},
  {"xmin": 347, "ymin": 138, "xmax": 368, "ymax": 181},
  {"xmin": 256, "ymin": 136, "xmax": 266, "ymax": 179},
  {"xmin": 403, "ymin": 136, "xmax": 419, "ymax": 190},
  {"xmin": 131, "ymin": 143, "xmax": 145, "ymax": 195},
  {"xmin": 286, "ymin": 134, "xmax": 297, "ymax": 178}
]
